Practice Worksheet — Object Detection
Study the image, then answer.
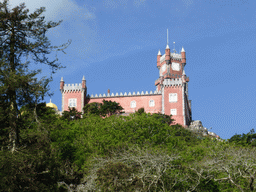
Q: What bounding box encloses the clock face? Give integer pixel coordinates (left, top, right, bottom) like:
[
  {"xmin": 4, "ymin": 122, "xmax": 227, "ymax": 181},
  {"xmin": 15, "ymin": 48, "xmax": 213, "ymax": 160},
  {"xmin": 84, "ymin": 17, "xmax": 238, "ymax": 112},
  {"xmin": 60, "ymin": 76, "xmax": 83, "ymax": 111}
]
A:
[
  {"xmin": 161, "ymin": 64, "xmax": 166, "ymax": 73},
  {"xmin": 172, "ymin": 62, "xmax": 180, "ymax": 71}
]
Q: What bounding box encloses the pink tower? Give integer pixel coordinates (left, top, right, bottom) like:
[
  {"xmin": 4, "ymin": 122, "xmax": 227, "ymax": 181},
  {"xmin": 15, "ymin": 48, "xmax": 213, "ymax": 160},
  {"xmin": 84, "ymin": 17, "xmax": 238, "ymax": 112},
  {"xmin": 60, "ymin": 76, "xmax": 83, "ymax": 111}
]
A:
[
  {"xmin": 60, "ymin": 76, "xmax": 87, "ymax": 113},
  {"xmin": 155, "ymin": 35, "xmax": 192, "ymax": 127}
]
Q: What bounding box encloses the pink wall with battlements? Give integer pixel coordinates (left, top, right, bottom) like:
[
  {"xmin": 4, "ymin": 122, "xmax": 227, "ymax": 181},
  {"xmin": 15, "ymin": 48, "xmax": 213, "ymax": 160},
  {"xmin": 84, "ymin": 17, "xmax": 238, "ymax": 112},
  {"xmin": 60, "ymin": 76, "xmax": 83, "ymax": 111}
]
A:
[{"xmin": 87, "ymin": 94, "xmax": 162, "ymax": 114}]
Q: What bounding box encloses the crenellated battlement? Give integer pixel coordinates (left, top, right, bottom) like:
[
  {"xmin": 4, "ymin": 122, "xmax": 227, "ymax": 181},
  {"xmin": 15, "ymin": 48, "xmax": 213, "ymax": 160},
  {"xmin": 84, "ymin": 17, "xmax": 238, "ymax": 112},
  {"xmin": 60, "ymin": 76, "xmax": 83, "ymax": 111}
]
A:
[
  {"xmin": 160, "ymin": 53, "xmax": 182, "ymax": 63},
  {"xmin": 90, "ymin": 90, "xmax": 161, "ymax": 98},
  {"xmin": 163, "ymin": 78, "xmax": 183, "ymax": 87},
  {"xmin": 63, "ymin": 83, "xmax": 83, "ymax": 92},
  {"xmin": 155, "ymin": 78, "xmax": 185, "ymax": 87}
]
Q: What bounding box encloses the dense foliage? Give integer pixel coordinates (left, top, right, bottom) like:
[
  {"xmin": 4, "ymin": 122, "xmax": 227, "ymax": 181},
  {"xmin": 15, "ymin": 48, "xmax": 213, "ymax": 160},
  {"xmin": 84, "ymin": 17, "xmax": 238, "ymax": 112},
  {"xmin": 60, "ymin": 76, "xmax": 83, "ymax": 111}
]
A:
[
  {"xmin": 228, "ymin": 128, "xmax": 256, "ymax": 147},
  {"xmin": 1, "ymin": 100, "xmax": 256, "ymax": 191},
  {"xmin": 83, "ymin": 99, "xmax": 124, "ymax": 117}
]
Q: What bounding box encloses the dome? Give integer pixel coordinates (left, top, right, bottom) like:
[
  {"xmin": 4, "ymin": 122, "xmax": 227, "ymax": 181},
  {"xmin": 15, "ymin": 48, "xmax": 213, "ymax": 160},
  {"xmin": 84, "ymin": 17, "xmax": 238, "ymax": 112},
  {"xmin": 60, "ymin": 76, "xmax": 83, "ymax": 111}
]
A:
[{"xmin": 46, "ymin": 99, "xmax": 58, "ymax": 111}]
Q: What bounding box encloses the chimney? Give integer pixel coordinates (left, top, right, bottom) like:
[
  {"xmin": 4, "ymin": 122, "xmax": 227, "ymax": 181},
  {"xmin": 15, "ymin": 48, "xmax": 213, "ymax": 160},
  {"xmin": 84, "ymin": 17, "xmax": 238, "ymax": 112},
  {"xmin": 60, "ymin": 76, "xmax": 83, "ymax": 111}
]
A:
[{"xmin": 108, "ymin": 89, "xmax": 110, "ymax": 94}]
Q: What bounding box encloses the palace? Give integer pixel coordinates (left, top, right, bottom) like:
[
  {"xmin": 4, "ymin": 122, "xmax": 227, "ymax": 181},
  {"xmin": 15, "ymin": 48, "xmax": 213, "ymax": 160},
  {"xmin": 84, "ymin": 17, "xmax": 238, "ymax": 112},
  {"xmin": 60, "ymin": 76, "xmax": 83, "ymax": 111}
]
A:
[{"xmin": 59, "ymin": 42, "xmax": 192, "ymax": 127}]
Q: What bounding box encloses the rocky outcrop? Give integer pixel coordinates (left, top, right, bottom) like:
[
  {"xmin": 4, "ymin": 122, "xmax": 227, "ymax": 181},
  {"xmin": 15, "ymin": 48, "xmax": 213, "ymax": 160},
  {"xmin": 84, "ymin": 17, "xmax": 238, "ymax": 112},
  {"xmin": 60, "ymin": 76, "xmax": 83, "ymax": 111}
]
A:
[{"xmin": 188, "ymin": 120, "xmax": 221, "ymax": 140}]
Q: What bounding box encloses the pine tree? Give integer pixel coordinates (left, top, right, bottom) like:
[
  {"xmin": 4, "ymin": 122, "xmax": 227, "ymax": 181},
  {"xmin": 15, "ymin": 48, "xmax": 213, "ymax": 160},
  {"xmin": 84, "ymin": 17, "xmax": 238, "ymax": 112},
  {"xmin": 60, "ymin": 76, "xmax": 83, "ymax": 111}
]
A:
[{"xmin": 0, "ymin": 0, "xmax": 70, "ymax": 151}]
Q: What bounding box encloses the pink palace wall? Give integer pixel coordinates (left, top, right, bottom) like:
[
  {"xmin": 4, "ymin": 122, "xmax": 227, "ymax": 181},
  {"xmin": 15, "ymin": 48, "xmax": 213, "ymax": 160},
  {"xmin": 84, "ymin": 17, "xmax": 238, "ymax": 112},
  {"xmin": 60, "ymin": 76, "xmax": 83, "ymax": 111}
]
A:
[{"xmin": 87, "ymin": 94, "xmax": 162, "ymax": 114}]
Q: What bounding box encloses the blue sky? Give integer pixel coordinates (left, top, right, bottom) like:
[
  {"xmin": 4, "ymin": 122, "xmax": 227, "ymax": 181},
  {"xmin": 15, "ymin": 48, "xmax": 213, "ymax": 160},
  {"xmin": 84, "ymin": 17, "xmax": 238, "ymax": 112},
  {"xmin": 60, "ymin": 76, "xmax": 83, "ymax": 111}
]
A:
[{"xmin": 7, "ymin": 0, "xmax": 256, "ymax": 140}]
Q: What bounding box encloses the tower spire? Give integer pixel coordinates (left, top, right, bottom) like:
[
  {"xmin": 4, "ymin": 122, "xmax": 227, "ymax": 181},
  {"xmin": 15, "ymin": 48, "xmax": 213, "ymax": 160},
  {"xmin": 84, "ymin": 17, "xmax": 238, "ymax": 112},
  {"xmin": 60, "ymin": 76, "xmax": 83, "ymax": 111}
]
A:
[{"xmin": 167, "ymin": 29, "xmax": 168, "ymax": 45}]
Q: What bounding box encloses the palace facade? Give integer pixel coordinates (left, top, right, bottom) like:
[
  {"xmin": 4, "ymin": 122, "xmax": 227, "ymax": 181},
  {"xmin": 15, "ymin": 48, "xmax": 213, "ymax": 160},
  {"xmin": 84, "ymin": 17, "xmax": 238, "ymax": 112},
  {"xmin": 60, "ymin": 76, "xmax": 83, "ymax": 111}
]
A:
[{"xmin": 60, "ymin": 43, "xmax": 192, "ymax": 127}]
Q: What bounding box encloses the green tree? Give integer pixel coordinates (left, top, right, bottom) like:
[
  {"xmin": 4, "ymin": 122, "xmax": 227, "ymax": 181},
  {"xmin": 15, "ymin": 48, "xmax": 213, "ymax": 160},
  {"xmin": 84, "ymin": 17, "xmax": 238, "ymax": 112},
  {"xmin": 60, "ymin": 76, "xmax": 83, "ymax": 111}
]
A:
[
  {"xmin": 0, "ymin": 0, "xmax": 70, "ymax": 151},
  {"xmin": 99, "ymin": 99, "xmax": 124, "ymax": 117},
  {"xmin": 61, "ymin": 107, "xmax": 82, "ymax": 121},
  {"xmin": 83, "ymin": 102, "xmax": 101, "ymax": 116},
  {"xmin": 228, "ymin": 129, "xmax": 256, "ymax": 147},
  {"xmin": 136, "ymin": 107, "xmax": 145, "ymax": 115},
  {"xmin": 83, "ymin": 99, "xmax": 123, "ymax": 117}
]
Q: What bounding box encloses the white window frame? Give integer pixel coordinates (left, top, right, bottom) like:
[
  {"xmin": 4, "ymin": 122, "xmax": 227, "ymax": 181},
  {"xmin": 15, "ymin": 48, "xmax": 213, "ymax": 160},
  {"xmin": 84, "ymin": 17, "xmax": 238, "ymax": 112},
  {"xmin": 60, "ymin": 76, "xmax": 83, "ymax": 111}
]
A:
[
  {"xmin": 169, "ymin": 93, "xmax": 177, "ymax": 102},
  {"xmin": 68, "ymin": 98, "xmax": 77, "ymax": 107},
  {"xmin": 170, "ymin": 109, "xmax": 177, "ymax": 116},
  {"xmin": 131, "ymin": 101, "xmax": 136, "ymax": 108},
  {"xmin": 149, "ymin": 100, "xmax": 155, "ymax": 107}
]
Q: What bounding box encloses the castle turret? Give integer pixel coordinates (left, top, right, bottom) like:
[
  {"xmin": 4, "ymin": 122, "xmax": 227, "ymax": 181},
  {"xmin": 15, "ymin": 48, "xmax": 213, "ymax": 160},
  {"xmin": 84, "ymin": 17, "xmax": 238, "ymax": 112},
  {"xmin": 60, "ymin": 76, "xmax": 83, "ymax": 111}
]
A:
[
  {"xmin": 181, "ymin": 47, "xmax": 186, "ymax": 66},
  {"xmin": 60, "ymin": 77, "xmax": 64, "ymax": 91},
  {"xmin": 60, "ymin": 77, "xmax": 64, "ymax": 112},
  {"xmin": 165, "ymin": 44, "xmax": 170, "ymax": 65},
  {"xmin": 82, "ymin": 75, "xmax": 86, "ymax": 89},
  {"xmin": 157, "ymin": 50, "xmax": 161, "ymax": 67},
  {"xmin": 81, "ymin": 76, "xmax": 87, "ymax": 114}
]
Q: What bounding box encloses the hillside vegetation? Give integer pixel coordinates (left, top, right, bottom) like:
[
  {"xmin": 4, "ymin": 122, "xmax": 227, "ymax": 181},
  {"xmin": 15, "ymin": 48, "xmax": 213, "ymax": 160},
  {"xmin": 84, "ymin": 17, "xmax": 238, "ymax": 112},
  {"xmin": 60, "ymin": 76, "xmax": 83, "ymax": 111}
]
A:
[{"xmin": 1, "ymin": 103, "xmax": 256, "ymax": 191}]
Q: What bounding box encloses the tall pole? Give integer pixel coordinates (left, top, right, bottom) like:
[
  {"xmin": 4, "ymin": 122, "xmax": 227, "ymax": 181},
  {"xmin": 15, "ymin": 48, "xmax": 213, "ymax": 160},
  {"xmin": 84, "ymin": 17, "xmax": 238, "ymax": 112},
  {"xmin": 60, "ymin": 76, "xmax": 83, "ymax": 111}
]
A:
[{"xmin": 167, "ymin": 29, "xmax": 169, "ymax": 45}]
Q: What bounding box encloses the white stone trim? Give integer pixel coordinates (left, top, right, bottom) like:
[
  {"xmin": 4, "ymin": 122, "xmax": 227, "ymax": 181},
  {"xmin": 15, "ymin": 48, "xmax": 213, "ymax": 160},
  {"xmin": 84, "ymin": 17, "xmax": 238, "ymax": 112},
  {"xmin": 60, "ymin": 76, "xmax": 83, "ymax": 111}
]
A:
[
  {"xmin": 61, "ymin": 91, "xmax": 64, "ymax": 112},
  {"xmin": 160, "ymin": 53, "xmax": 181, "ymax": 63},
  {"xmin": 89, "ymin": 90, "xmax": 161, "ymax": 98},
  {"xmin": 81, "ymin": 90, "xmax": 84, "ymax": 113},
  {"xmin": 182, "ymin": 83, "xmax": 186, "ymax": 126},
  {"xmin": 163, "ymin": 78, "xmax": 182, "ymax": 87},
  {"xmin": 63, "ymin": 83, "xmax": 82, "ymax": 92}
]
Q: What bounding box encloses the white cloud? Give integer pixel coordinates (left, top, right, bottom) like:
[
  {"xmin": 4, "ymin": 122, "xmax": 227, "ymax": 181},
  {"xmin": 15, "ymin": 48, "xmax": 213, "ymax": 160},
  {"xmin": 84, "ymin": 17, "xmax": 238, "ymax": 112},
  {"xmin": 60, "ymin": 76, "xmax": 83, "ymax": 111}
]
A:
[
  {"xmin": 6, "ymin": 0, "xmax": 95, "ymax": 21},
  {"xmin": 2, "ymin": 0, "xmax": 99, "ymax": 62}
]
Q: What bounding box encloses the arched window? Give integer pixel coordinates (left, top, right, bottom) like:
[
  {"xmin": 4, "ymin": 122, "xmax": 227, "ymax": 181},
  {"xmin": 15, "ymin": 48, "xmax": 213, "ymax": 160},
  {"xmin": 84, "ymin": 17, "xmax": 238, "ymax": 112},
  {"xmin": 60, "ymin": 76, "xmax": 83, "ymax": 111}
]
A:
[
  {"xmin": 131, "ymin": 101, "xmax": 136, "ymax": 108},
  {"xmin": 149, "ymin": 100, "xmax": 155, "ymax": 107}
]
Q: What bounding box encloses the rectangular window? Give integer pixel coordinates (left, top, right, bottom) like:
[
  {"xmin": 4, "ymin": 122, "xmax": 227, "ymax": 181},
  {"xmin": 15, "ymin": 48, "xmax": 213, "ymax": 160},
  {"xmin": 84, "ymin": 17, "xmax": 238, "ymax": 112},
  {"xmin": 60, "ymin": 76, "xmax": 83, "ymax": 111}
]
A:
[
  {"xmin": 68, "ymin": 98, "xmax": 77, "ymax": 107},
  {"xmin": 131, "ymin": 101, "xmax": 136, "ymax": 108},
  {"xmin": 149, "ymin": 100, "xmax": 155, "ymax": 107},
  {"xmin": 169, "ymin": 93, "xmax": 177, "ymax": 102},
  {"xmin": 170, "ymin": 109, "xmax": 177, "ymax": 116}
]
